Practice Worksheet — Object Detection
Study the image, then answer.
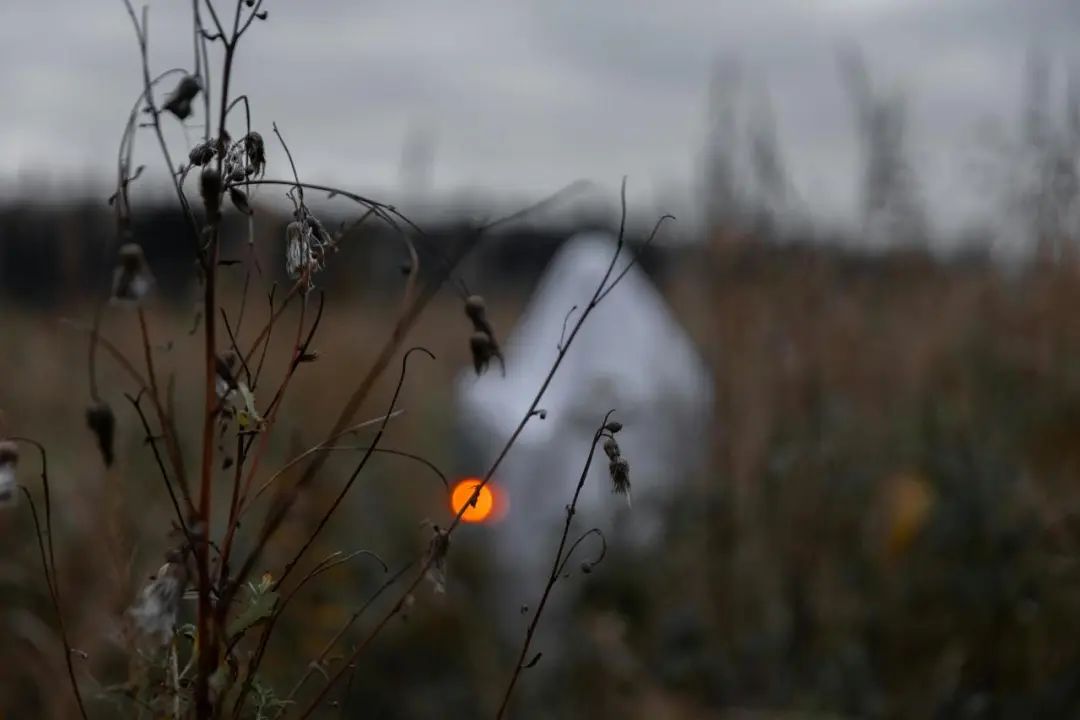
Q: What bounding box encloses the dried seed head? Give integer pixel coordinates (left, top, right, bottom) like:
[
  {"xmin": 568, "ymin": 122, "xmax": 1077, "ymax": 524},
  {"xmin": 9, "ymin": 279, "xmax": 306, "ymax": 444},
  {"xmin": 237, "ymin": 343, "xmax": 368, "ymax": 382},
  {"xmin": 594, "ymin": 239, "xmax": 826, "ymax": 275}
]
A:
[
  {"xmin": 0, "ymin": 440, "xmax": 18, "ymax": 509},
  {"xmin": 423, "ymin": 525, "xmax": 450, "ymax": 594},
  {"xmin": 127, "ymin": 560, "xmax": 187, "ymax": 648},
  {"xmin": 188, "ymin": 140, "xmax": 215, "ymax": 167},
  {"xmin": 85, "ymin": 401, "xmax": 116, "ymax": 467},
  {"xmin": 285, "ymin": 210, "xmax": 337, "ymax": 289},
  {"xmin": 111, "ymin": 243, "xmax": 153, "ymax": 303},
  {"xmin": 609, "ymin": 456, "xmax": 631, "ymax": 505},
  {"xmin": 162, "ymin": 75, "xmax": 202, "ymax": 120},
  {"xmin": 603, "ymin": 437, "xmax": 621, "ymax": 462},
  {"xmin": 200, "ymin": 167, "xmax": 223, "ymax": 220},
  {"xmin": 464, "ymin": 295, "xmax": 487, "ymax": 325},
  {"xmin": 243, "ymin": 131, "xmax": 266, "ymax": 177}
]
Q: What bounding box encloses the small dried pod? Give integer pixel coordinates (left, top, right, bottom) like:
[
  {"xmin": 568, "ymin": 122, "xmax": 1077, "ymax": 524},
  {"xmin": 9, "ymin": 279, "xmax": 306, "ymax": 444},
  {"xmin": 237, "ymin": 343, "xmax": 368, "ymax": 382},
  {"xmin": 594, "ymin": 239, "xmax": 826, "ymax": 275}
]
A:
[
  {"xmin": 85, "ymin": 400, "xmax": 116, "ymax": 467},
  {"xmin": 285, "ymin": 221, "xmax": 310, "ymax": 280},
  {"xmin": 111, "ymin": 243, "xmax": 154, "ymax": 303},
  {"xmin": 609, "ymin": 456, "xmax": 631, "ymax": 505},
  {"xmin": 0, "ymin": 440, "xmax": 18, "ymax": 508},
  {"xmin": 243, "ymin": 131, "xmax": 266, "ymax": 176},
  {"xmin": 162, "ymin": 75, "xmax": 202, "ymax": 120},
  {"xmin": 304, "ymin": 214, "xmax": 334, "ymax": 248},
  {"xmin": 229, "ymin": 187, "xmax": 253, "ymax": 215},
  {"xmin": 200, "ymin": 167, "xmax": 223, "ymax": 220},
  {"xmin": 188, "ymin": 140, "xmax": 215, "ymax": 167},
  {"xmin": 464, "ymin": 295, "xmax": 487, "ymax": 326}
]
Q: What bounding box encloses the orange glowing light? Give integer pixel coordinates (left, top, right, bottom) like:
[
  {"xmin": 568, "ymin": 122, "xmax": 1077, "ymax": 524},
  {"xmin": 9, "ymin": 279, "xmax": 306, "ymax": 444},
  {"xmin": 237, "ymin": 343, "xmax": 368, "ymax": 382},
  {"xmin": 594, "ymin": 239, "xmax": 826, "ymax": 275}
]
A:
[{"xmin": 451, "ymin": 478, "xmax": 504, "ymax": 523}]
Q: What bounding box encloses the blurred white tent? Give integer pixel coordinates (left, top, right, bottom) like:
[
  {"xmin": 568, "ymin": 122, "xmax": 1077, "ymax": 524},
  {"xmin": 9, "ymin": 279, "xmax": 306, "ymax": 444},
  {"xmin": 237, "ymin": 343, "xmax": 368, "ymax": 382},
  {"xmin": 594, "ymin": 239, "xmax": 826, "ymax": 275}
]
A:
[{"xmin": 456, "ymin": 231, "xmax": 712, "ymax": 612}]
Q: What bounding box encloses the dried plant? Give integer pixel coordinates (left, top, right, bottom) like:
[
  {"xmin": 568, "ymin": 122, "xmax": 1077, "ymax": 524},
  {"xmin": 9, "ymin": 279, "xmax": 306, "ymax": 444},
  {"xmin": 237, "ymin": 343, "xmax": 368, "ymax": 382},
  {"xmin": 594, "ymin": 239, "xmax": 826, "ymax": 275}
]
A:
[{"xmin": 1, "ymin": 3, "xmax": 671, "ymax": 719}]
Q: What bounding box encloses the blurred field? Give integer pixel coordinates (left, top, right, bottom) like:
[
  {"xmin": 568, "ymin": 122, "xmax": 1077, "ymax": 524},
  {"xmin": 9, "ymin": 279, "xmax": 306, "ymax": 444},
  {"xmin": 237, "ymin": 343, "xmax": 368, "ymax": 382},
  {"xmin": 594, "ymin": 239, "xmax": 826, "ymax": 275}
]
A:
[{"xmin": 4, "ymin": 222, "xmax": 1080, "ymax": 718}]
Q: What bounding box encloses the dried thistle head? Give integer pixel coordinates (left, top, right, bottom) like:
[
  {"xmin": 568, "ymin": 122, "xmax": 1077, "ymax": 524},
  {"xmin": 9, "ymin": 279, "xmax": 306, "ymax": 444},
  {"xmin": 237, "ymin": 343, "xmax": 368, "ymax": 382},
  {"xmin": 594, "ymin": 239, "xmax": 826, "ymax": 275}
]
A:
[
  {"xmin": 609, "ymin": 457, "xmax": 631, "ymax": 507},
  {"xmin": 85, "ymin": 401, "xmax": 116, "ymax": 467},
  {"xmin": 162, "ymin": 75, "xmax": 201, "ymax": 120},
  {"xmin": 111, "ymin": 243, "xmax": 153, "ymax": 303},
  {"xmin": 0, "ymin": 439, "xmax": 18, "ymax": 508},
  {"xmin": 127, "ymin": 559, "xmax": 188, "ymax": 649}
]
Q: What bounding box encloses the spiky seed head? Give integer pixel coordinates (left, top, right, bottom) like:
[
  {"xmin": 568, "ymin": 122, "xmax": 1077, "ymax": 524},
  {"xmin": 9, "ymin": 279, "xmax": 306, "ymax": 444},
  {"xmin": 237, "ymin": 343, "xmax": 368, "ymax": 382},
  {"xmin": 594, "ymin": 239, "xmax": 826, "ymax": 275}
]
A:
[{"xmin": 609, "ymin": 456, "xmax": 631, "ymax": 500}]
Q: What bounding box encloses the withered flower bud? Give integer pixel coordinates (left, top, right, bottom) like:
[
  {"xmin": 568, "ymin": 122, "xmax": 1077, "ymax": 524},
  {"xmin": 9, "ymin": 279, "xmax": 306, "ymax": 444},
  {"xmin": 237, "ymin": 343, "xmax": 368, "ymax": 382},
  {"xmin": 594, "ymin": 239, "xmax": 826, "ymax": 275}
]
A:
[
  {"xmin": 243, "ymin": 131, "xmax": 266, "ymax": 176},
  {"xmin": 188, "ymin": 141, "xmax": 215, "ymax": 167},
  {"xmin": 464, "ymin": 294, "xmax": 504, "ymax": 375},
  {"xmin": 0, "ymin": 440, "xmax": 18, "ymax": 508},
  {"xmin": 464, "ymin": 295, "xmax": 486, "ymax": 325},
  {"xmin": 162, "ymin": 75, "xmax": 202, "ymax": 120},
  {"xmin": 86, "ymin": 401, "xmax": 116, "ymax": 467},
  {"xmin": 305, "ymin": 214, "xmax": 333, "ymax": 247},
  {"xmin": 200, "ymin": 167, "xmax": 222, "ymax": 220},
  {"xmin": 609, "ymin": 456, "xmax": 631, "ymax": 505},
  {"xmin": 111, "ymin": 243, "xmax": 154, "ymax": 302}
]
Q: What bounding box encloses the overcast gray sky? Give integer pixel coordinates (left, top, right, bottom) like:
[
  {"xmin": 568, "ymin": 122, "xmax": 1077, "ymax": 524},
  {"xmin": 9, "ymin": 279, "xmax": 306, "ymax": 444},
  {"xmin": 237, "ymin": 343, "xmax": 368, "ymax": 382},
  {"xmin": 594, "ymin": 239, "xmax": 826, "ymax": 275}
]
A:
[{"xmin": 2, "ymin": 0, "xmax": 1078, "ymax": 237}]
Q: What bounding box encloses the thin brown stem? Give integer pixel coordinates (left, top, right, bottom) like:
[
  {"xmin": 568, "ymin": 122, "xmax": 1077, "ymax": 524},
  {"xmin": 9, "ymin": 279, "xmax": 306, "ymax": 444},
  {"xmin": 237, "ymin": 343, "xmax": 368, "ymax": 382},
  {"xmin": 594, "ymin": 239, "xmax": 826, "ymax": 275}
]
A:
[
  {"xmin": 496, "ymin": 415, "xmax": 613, "ymax": 718},
  {"xmin": 14, "ymin": 440, "xmax": 90, "ymax": 720}
]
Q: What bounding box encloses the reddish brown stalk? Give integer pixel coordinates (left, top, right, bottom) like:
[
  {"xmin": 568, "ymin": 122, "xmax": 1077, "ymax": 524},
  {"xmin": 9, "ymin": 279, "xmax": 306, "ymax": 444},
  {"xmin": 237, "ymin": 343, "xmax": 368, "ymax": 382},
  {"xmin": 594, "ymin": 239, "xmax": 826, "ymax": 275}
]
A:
[{"xmin": 217, "ymin": 292, "xmax": 320, "ymax": 586}]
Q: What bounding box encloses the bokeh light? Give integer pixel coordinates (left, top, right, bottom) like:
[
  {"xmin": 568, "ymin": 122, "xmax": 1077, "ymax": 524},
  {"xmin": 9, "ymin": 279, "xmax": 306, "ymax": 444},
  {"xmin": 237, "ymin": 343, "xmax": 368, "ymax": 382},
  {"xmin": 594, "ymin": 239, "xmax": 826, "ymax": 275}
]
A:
[{"xmin": 450, "ymin": 478, "xmax": 506, "ymax": 523}]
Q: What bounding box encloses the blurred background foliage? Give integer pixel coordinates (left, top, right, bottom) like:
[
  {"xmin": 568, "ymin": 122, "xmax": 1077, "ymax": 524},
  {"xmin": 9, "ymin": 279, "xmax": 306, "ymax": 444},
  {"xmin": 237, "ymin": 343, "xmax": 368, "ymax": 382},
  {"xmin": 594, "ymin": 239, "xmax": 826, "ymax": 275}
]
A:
[{"xmin": 2, "ymin": 203, "xmax": 1080, "ymax": 718}]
